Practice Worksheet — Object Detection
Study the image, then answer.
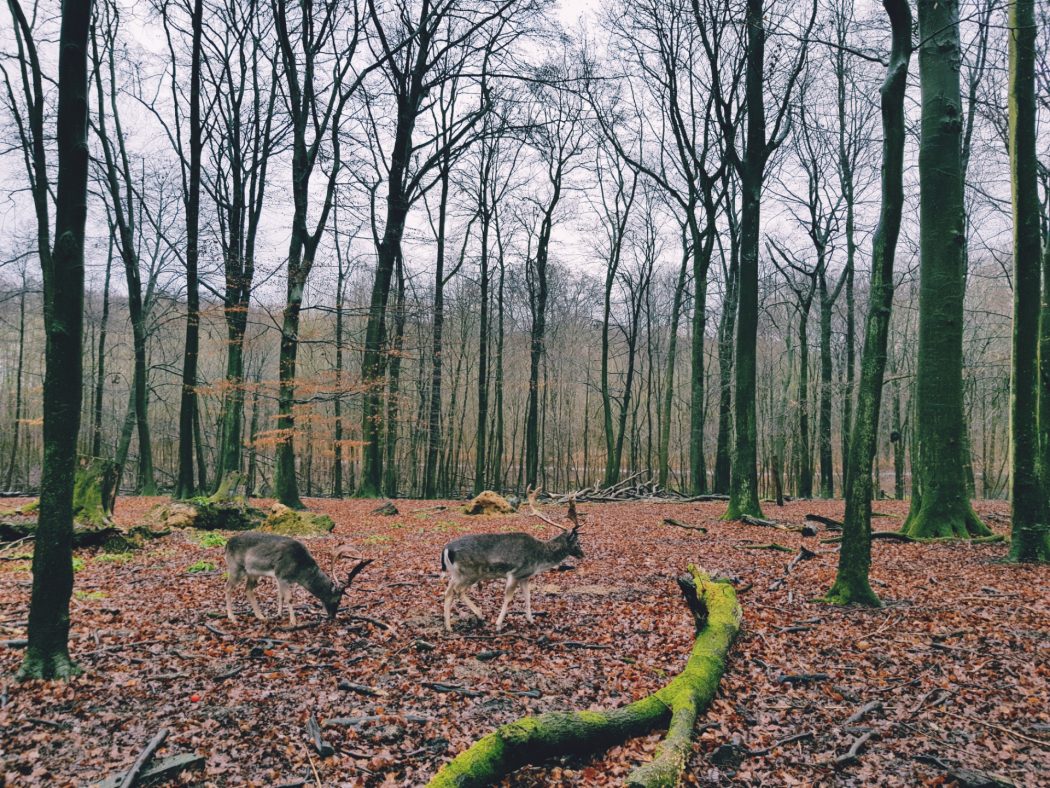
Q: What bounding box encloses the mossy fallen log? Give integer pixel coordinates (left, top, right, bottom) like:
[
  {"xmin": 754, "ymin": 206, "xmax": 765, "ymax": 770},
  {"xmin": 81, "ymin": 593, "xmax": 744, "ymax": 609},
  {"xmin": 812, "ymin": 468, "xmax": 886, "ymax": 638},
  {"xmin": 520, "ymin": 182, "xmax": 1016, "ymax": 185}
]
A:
[
  {"xmin": 428, "ymin": 567, "xmax": 741, "ymax": 788},
  {"xmin": 261, "ymin": 503, "xmax": 334, "ymax": 536},
  {"xmin": 0, "ymin": 458, "xmax": 153, "ymax": 549}
]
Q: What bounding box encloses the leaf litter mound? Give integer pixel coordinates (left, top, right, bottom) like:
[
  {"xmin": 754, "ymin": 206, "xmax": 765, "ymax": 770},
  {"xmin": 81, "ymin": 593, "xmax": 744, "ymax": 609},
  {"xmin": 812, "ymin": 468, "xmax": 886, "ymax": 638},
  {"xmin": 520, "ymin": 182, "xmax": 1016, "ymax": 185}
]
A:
[{"xmin": 1, "ymin": 496, "xmax": 1046, "ymax": 786}]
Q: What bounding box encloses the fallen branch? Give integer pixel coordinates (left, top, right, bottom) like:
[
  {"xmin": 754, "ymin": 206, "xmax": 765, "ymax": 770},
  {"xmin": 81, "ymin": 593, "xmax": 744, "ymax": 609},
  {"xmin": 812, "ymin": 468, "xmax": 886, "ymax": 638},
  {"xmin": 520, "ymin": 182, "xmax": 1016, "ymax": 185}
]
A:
[
  {"xmin": 777, "ymin": 672, "xmax": 829, "ymax": 685},
  {"xmin": 348, "ymin": 614, "xmax": 394, "ymax": 631},
  {"xmin": 912, "ymin": 754, "xmax": 1015, "ymax": 787},
  {"xmin": 338, "ymin": 680, "xmax": 384, "ymax": 697},
  {"xmin": 118, "ymin": 728, "xmax": 168, "ymax": 788},
  {"xmin": 741, "ymin": 543, "xmax": 794, "ymax": 552},
  {"xmin": 428, "ymin": 567, "xmax": 741, "ymax": 788},
  {"xmin": 306, "ymin": 715, "xmax": 334, "ymax": 758},
  {"xmin": 741, "ymin": 514, "xmax": 780, "ymax": 528},
  {"xmin": 835, "ymin": 731, "xmax": 875, "ymax": 768},
  {"xmin": 843, "ymin": 701, "xmax": 882, "ymax": 726},
  {"xmin": 821, "ymin": 531, "xmax": 917, "ymax": 544},
  {"xmin": 422, "ymin": 682, "xmax": 485, "ymax": 698},
  {"xmin": 804, "ymin": 514, "xmax": 843, "ymax": 531},
  {"xmin": 99, "ymin": 754, "xmax": 204, "ymax": 788},
  {"xmin": 662, "ymin": 518, "xmax": 707, "ymax": 533}
]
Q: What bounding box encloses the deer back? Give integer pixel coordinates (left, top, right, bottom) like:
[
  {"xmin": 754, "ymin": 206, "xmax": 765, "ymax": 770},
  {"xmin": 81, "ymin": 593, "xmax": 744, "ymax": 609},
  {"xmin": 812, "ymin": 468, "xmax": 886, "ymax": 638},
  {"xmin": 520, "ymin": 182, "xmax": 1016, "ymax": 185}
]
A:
[
  {"xmin": 226, "ymin": 532, "xmax": 328, "ymax": 588},
  {"xmin": 442, "ymin": 531, "xmax": 575, "ymax": 582}
]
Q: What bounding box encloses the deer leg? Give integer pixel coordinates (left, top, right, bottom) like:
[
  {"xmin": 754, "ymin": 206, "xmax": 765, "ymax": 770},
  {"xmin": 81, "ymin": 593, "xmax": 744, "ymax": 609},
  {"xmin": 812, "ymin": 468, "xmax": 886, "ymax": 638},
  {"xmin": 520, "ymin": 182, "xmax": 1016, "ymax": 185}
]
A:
[
  {"xmin": 523, "ymin": 579, "xmax": 534, "ymax": 623},
  {"xmin": 459, "ymin": 585, "xmax": 485, "ymax": 620},
  {"xmin": 225, "ymin": 570, "xmax": 242, "ymax": 623},
  {"xmin": 245, "ymin": 576, "xmax": 266, "ymax": 621},
  {"xmin": 277, "ymin": 580, "xmax": 292, "ymax": 623},
  {"xmin": 495, "ymin": 576, "xmax": 519, "ymax": 632},
  {"xmin": 443, "ymin": 581, "xmax": 458, "ymax": 632}
]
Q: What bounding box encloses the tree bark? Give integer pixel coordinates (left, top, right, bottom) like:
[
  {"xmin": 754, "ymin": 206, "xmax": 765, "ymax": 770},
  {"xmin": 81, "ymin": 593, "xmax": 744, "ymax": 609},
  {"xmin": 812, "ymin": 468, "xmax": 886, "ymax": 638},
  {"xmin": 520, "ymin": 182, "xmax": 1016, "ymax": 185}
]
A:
[
  {"xmin": 825, "ymin": 0, "xmax": 911, "ymax": 606},
  {"xmin": 725, "ymin": 0, "xmax": 768, "ymax": 520},
  {"xmin": 174, "ymin": 0, "xmax": 204, "ymax": 499},
  {"xmin": 19, "ymin": 0, "xmax": 92, "ymax": 681},
  {"xmin": 4, "ymin": 286, "xmax": 27, "ymax": 490},
  {"xmin": 1006, "ymin": 0, "xmax": 1049, "ymax": 562},
  {"xmin": 902, "ymin": 0, "xmax": 990, "ymax": 539},
  {"xmin": 90, "ymin": 236, "xmax": 113, "ymax": 460}
]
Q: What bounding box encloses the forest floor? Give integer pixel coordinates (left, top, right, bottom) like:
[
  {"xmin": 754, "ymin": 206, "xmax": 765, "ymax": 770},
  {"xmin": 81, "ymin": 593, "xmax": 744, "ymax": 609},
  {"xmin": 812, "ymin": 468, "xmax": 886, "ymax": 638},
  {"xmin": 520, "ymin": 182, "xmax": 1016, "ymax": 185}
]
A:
[{"xmin": 0, "ymin": 496, "xmax": 1047, "ymax": 787}]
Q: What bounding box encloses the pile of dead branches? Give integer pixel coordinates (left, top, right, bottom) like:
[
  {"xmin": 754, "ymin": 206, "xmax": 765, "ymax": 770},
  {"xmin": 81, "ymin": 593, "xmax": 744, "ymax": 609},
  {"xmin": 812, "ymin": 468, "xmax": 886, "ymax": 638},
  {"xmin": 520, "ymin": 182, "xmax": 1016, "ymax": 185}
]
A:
[{"xmin": 547, "ymin": 471, "xmax": 729, "ymax": 504}]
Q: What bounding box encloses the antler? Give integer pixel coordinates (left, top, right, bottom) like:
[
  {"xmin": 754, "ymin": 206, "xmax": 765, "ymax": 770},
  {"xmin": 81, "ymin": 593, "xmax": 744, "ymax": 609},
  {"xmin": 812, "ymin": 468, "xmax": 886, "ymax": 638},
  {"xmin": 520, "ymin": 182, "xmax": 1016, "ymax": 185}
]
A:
[
  {"xmin": 526, "ymin": 485, "xmax": 569, "ymax": 532},
  {"xmin": 567, "ymin": 496, "xmax": 582, "ymax": 531},
  {"xmin": 344, "ymin": 558, "xmax": 374, "ymax": 587},
  {"xmin": 331, "ymin": 543, "xmax": 365, "ymax": 577}
]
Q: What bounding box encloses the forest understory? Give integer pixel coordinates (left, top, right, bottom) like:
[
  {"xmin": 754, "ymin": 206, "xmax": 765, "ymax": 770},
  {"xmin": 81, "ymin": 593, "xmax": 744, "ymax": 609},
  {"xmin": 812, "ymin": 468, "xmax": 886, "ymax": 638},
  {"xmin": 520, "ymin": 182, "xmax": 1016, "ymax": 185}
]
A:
[{"xmin": 0, "ymin": 497, "xmax": 1046, "ymax": 787}]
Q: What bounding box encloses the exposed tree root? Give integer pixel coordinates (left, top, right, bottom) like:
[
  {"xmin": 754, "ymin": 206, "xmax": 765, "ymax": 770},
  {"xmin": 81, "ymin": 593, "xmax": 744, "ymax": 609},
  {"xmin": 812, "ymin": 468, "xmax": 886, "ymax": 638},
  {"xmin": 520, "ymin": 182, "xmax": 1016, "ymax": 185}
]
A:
[
  {"xmin": 900, "ymin": 502, "xmax": 991, "ymax": 539},
  {"xmin": 17, "ymin": 646, "xmax": 81, "ymax": 681},
  {"xmin": 427, "ymin": 567, "xmax": 741, "ymax": 787}
]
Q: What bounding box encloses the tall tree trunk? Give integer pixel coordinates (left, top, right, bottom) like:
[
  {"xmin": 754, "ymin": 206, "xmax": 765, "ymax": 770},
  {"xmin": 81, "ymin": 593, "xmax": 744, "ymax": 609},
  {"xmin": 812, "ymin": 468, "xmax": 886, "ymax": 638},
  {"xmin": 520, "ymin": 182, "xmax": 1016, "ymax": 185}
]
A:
[
  {"xmin": 175, "ymin": 0, "xmax": 204, "ymax": 499},
  {"xmin": 1007, "ymin": 0, "xmax": 1049, "ymax": 562},
  {"xmin": 491, "ymin": 234, "xmax": 506, "ymax": 487},
  {"xmin": 796, "ymin": 297, "xmax": 814, "ymax": 498},
  {"xmin": 474, "ymin": 201, "xmax": 491, "ymax": 494},
  {"xmin": 274, "ymin": 250, "xmax": 311, "ymax": 509},
  {"xmin": 818, "ymin": 273, "xmax": 834, "ymax": 498},
  {"xmin": 836, "ymin": 28, "xmax": 857, "ymax": 494},
  {"xmin": 4, "ymin": 286, "xmax": 27, "ymax": 489},
  {"xmin": 91, "ymin": 16, "xmax": 156, "ymax": 495},
  {"xmin": 90, "ymin": 236, "xmax": 113, "ymax": 460},
  {"xmin": 902, "ymin": 0, "xmax": 990, "ymax": 538},
  {"xmin": 601, "ymin": 249, "xmax": 620, "ymax": 487},
  {"xmin": 713, "ymin": 212, "xmax": 739, "ymax": 494},
  {"xmin": 245, "ymin": 367, "xmax": 261, "ymax": 497},
  {"xmin": 688, "ymin": 217, "xmax": 714, "ymax": 494},
  {"xmin": 725, "ymin": 0, "xmax": 768, "ymax": 520},
  {"xmin": 525, "ymin": 201, "xmax": 558, "ymax": 488},
  {"xmin": 19, "ymin": 0, "xmax": 92, "ymax": 681},
  {"xmin": 333, "ymin": 248, "xmax": 347, "ymax": 497},
  {"xmin": 383, "ymin": 259, "xmax": 407, "ymax": 497},
  {"xmin": 659, "ymin": 244, "xmax": 690, "ymax": 488},
  {"xmin": 825, "ymin": 0, "xmax": 911, "ymax": 606},
  {"xmin": 424, "ymin": 163, "xmax": 451, "ymax": 498}
]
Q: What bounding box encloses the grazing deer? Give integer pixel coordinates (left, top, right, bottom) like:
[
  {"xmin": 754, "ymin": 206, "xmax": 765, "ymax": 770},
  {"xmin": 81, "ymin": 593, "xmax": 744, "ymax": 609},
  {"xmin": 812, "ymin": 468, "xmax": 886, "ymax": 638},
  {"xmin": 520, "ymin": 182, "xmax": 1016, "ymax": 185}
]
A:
[
  {"xmin": 225, "ymin": 533, "xmax": 372, "ymax": 625},
  {"xmin": 440, "ymin": 488, "xmax": 583, "ymax": 631}
]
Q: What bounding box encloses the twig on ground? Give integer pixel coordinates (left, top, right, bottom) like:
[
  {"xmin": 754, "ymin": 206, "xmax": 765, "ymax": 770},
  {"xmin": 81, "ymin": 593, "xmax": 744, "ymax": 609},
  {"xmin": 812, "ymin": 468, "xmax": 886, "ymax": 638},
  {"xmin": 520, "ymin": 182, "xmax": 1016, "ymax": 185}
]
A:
[
  {"xmin": 118, "ymin": 728, "xmax": 168, "ymax": 788},
  {"xmin": 835, "ymin": 731, "xmax": 875, "ymax": 768}
]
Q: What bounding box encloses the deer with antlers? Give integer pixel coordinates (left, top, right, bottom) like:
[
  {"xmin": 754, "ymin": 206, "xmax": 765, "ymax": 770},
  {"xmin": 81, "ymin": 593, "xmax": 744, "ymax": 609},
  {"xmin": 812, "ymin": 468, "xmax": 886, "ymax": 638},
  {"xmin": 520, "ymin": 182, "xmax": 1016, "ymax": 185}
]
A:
[
  {"xmin": 440, "ymin": 487, "xmax": 583, "ymax": 631},
  {"xmin": 225, "ymin": 534, "xmax": 372, "ymax": 625}
]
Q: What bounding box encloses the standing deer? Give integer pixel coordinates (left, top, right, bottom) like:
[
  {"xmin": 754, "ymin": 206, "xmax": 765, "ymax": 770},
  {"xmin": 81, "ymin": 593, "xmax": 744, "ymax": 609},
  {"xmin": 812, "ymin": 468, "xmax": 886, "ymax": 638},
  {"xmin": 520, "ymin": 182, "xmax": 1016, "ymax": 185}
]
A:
[
  {"xmin": 441, "ymin": 488, "xmax": 583, "ymax": 631},
  {"xmin": 225, "ymin": 533, "xmax": 372, "ymax": 625}
]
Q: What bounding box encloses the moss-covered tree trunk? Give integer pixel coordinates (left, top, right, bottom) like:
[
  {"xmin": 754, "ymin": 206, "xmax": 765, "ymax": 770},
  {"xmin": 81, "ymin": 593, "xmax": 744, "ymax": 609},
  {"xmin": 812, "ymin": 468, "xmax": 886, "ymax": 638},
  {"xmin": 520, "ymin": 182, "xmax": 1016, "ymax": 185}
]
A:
[
  {"xmin": 826, "ymin": 0, "xmax": 912, "ymax": 607},
  {"xmin": 1006, "ymin": 0, "xmax": 1050, "ymax": 562},
  {"xmin": 20, "ymin": 0, "xmax": 92, "ymax": 681},
  {"xmin": 901, "ymin": 0, "xmax": 990, "ymax": 540},
  {"xmin": 1041, "ymin": 232, "xmax": 1050, "ymax": 529},
  {"xmin": 428, "ymin": 569, "xmax": 740, "ymax": 787}
]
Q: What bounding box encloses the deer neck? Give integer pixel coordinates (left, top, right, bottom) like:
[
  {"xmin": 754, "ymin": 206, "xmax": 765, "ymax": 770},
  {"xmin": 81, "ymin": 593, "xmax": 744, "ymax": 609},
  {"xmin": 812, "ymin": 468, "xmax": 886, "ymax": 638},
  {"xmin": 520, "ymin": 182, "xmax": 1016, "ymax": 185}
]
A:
[
  {"xmin": 301, "ymin": 565, "xmax": 334, "ymax": 600},
  {"xmin": 540, "ymin": 536, "xmax": 571, "ymax": 565}
]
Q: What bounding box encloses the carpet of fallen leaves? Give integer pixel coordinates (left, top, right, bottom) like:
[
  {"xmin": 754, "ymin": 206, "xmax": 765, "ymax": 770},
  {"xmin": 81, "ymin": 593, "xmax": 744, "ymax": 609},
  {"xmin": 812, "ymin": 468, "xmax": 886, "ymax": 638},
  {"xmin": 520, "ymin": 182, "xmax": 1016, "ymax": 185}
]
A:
[{"xmin": 1, "ymin": 496, "xmax": 1047, "ymax": 787}]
